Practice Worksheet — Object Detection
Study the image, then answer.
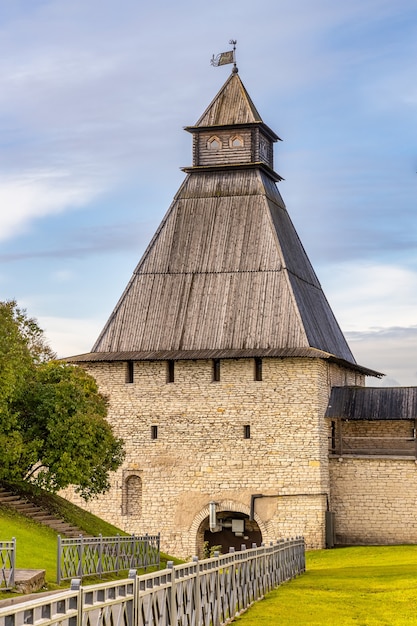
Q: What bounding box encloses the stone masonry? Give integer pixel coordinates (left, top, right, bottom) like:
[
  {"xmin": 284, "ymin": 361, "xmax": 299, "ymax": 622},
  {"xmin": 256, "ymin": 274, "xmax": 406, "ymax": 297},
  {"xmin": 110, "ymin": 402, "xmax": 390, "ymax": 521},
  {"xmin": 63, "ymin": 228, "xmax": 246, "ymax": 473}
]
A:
[{"xmin": 64, "ymin": 357, "xmax": 363, "ymax": 558}]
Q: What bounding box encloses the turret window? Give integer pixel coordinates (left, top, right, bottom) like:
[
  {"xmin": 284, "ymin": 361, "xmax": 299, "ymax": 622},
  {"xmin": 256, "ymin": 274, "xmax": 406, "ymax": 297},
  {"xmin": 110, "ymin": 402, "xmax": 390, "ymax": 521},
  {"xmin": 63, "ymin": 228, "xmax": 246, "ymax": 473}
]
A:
[
  {"xmin": 230, "ymin": 135, "xmax": 244, "ymax": 148},
  {"xmin": 207, "ymin": 136, "xmax": 221, "ymax": 150}
]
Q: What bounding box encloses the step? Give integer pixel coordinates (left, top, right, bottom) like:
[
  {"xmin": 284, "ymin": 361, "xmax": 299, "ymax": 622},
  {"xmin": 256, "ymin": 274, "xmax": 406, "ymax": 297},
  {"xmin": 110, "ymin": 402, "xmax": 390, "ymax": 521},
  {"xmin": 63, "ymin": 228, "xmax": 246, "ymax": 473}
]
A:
[
  {"xmin": 9, "ymin": 503, "xmax": 37, "ymax": 511},
  {"xmin": 0, "ymin": 495, "xmax": 25, "ymax": 503},
  {"xmin": 0, "ymin": 484, "xmax": 87, "ymax": 538}
]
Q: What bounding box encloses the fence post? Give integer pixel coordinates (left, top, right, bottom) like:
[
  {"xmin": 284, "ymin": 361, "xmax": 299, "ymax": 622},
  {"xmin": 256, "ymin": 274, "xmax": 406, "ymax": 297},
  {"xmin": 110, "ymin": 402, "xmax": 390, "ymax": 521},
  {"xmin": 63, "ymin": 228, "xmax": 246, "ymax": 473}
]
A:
[
  {"xmin": 78, "ymin": 534, "xmax": 83, "ymax": 579},
  {"xmin": 128, "ymin": 569, "xmax": 137, "ymax": 626},
  {"xmin": 116, "ymin": 534, "xmax": 120, "ymax": 575},
  {"xmin": 57, "ymin": 535, "xmax": 61, "ymax": 585},
  {"xmin": 252, "ymin": 543, "xmax": 259, "ymax": 601},
  {"xmin": 10, "ymin": 537, "xmax": 15, "ymax": 589},
  {"xmin": 98, "ymin": 534, "xmax": 103, "ymax": 578},
  {"xmin": 229, "ymin": 547, "xmax": 237, "ymax": 620},
  {"xmin": 130, "ymin": 534, "xmax": 135, "ymax": 570},
  {"xmin": 192, "ymin": 556, "xmax": 200, "ymax": 626},
  {"xmin": 144, "ymin": 534, "xmax": 148, "ymax": 571},
  {"xmin": 168, "ymin": 561, "xmax": 176, "ymax": 625},
  {"xmin": 70, "ymin": 577, "xmax": 82, "ymax": 626},
  {"xmin": 213, "ymin": 551, "xmax": 221, "ymax": 626}
]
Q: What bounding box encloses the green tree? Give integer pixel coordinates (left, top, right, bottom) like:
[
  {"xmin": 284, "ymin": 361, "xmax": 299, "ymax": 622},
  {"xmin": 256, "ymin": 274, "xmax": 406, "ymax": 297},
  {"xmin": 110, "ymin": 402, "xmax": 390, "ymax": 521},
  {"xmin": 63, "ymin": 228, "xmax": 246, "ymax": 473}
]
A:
[
  {"xmin": 0, "ymin": 301, "xmax": 124, "ymax": 499},
  {"xmin": 0, "ymin": 301, "xmax": 34, "ymax": 479}
]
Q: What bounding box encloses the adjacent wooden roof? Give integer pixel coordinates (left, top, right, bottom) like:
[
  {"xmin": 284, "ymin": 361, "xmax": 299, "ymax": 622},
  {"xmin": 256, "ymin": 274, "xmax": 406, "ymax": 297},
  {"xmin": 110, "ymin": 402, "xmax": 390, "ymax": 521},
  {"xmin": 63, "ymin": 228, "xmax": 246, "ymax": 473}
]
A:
[
  {"xmin": 326, "ymin": 387, "xmax": 417, "ymax": 420},
  {"xmin": 68, "ymin": 72, "xmax": 381, "ymax": 378}
]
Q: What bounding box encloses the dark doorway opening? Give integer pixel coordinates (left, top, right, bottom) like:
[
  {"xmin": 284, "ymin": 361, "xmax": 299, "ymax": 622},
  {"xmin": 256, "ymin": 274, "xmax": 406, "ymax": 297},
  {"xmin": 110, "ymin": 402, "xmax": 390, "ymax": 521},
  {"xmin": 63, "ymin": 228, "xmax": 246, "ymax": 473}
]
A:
[{"xmin": 200, "ymin": 511, "xmax": 262, "ymax": 556}]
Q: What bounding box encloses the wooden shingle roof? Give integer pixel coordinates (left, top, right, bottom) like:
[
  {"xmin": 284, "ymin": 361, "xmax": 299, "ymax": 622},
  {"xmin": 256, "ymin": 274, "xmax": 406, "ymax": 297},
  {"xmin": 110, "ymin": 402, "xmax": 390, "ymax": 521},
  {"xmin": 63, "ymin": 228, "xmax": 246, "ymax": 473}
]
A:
[
  {"xmin": 68, "ymin": 72, "xmax": 381, "ymax": 378},
  {"xmin": 194, "ymin": 72, "xmax": 264, "ymax": 127},
  {"xmin": 326, "ymin": 387, "xmax": 417, "ymax": 420}
]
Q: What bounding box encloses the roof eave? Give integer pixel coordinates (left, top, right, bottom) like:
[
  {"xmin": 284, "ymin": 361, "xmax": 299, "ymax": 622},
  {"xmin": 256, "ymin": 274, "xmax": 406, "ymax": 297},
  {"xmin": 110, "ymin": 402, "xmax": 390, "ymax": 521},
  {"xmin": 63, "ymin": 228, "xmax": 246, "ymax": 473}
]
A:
[
  {"xmin": 184, "ymin": 121, "xmax": 281, "ymax": 142},
  {"xmin": 63, "ymin": 348, "xmax": 382, "ymax": 377},
  {"xmin": 181, "ymin": 162, "xmax": 283, "ymax": 182}
]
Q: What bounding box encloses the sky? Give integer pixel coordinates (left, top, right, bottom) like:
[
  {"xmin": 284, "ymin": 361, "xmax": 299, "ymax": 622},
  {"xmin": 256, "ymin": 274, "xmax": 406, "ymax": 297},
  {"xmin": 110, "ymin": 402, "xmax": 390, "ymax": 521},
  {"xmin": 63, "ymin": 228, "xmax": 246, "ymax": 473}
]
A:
[{"xmin": 0, "ymin": 0, "xmax": 416, "ymax": 386}]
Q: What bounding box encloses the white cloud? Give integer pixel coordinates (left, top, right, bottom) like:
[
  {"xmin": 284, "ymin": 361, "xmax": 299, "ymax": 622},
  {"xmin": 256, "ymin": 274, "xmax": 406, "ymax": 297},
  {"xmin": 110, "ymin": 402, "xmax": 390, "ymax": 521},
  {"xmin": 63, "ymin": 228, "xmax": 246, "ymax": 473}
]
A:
[
  {"xmin": 37, "ymin": 315, "xmax": 103, "ymax": 359},
  {"xmin": 347, "ymin": 326, "xmax": 417, "ymax": 387},
  {"xmin": 51, "ymin": 269, "xmax": 75, "ymax": 283},
  {"xmin": 321, "ymin": 262, "xmax": 417, "ymax": 332},
  {"xmin": 0, "ymin": 171, "xmax": 99, "ymax": 241}
]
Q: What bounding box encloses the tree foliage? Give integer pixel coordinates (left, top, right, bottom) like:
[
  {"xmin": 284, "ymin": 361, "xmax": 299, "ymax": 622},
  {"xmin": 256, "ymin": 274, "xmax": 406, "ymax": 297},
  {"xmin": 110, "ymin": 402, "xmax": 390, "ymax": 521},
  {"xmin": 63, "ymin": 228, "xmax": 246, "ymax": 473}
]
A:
[{"xmin": 0, "ymin": 300, "xmax": 124, "ymax": 499}]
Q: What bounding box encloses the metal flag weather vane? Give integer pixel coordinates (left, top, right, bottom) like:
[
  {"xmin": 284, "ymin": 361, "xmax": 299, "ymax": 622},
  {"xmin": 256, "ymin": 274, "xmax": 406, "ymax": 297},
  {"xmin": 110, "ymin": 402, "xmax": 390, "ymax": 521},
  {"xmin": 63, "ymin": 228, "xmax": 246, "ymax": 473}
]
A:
[{"xmin": 211, "ymin": 40, "xmax": 238, "ymax": 72}]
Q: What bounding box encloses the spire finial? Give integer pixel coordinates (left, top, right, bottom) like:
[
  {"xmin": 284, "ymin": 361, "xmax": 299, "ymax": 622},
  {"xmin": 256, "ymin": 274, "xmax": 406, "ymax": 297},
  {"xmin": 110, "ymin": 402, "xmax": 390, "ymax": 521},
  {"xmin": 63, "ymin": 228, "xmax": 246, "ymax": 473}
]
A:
[
  {"xmin": 210, "ymin": 40, "xmax": 238, "ymax": 73},
  {"xmin": 229, "ymin": 39, "xmax": 238, "ymax": 73}
]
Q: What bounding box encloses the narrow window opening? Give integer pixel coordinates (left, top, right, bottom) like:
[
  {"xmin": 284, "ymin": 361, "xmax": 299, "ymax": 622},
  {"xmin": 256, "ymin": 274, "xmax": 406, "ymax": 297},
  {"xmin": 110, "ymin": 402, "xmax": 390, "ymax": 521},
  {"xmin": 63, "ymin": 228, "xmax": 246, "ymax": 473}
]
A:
[
  {"xmin": 167, "ymin": 360, "xmax": 175, "ymax": 383},
  {"xmin": 244, "ymin": 425, "xmax": 251, "ymax": 439},
  {"xmin": 213, "ymin": 359, "xmax": 220, "ymax": 382},
  {"xmin": 151, "ymin": 425, "xmax": 158, "ymax": 440},
  {"xmin": 126, "ymin": 361, "xmax": 134, "ymax": 384},
  {"xmin": 254, "ymin": 357, "xmax": 263, "ymax": 381}
]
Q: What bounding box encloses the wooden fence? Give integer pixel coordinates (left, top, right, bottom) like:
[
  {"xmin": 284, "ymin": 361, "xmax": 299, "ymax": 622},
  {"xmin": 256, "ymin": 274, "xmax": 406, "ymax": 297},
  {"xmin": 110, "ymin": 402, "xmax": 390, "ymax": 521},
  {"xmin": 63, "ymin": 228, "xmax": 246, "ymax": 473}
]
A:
[
  {"xmin": 1, "ymin": 537, "xmax": 305, "ymax": 626},
  {"xmin": 57, "ymin": 533, "xmax": 160, "ymax": 583},
  {"xmin": 0, "ymin": 538, "xmax": 15, "ymax": 590}
]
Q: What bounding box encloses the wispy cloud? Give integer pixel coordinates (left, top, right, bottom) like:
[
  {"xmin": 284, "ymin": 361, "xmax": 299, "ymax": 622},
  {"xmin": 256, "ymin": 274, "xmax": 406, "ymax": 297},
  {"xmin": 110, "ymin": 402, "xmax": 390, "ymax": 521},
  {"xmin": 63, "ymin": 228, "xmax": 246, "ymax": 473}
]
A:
[
  {"xmin": 321, "ymin": 262, "xmax": 417, "ymax": 332},
  {"xmin": 0, "ymin": 171, "xmax": 99, "ymax": 240},
  {"xmin": 36, "ymin": 314, "xmax": 103, "ymax": 359},
  {"xmin": 348, "ymin": 326, "xmax": 417, "ymax": 386}
]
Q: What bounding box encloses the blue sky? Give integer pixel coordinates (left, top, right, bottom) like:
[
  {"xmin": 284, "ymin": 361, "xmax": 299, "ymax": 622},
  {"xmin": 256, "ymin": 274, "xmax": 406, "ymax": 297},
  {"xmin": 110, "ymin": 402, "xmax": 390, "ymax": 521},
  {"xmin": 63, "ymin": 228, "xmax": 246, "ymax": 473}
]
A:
[{"xmin": 1, "ymin": 0, "xmax": 416, "ymax": 385}]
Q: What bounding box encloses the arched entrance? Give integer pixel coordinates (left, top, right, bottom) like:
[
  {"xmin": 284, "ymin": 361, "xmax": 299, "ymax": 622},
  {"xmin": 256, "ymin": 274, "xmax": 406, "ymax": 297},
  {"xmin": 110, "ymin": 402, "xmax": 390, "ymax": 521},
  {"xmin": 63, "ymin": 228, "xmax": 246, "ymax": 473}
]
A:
[{"xmin": 195, "ymin": 507, "xmax": 263, "ymax": 557}]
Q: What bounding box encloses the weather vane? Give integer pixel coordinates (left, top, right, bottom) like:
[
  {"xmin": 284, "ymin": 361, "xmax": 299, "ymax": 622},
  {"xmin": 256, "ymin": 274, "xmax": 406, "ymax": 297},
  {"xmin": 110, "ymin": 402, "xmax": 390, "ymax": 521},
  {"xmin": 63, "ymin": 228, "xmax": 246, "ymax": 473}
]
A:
[{"xmin": 211, "ymin": 40, "xmax": 238, "ymax": 73}]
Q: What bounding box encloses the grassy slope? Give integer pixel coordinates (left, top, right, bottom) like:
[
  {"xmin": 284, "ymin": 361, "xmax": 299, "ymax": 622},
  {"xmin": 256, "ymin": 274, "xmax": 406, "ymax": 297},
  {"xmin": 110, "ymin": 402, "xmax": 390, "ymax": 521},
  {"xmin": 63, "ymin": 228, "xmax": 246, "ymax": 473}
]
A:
[
  {"xmin": 1, "ymin": 482, "xmax": 126, "ymax": 537},
  {"xmin": 234, "ymin": 545, "xmax": 417, "ymax": 626},
  {"xmin": 0, "ymin": 483, "xmax": 182, "ymax": 598},
  {"xmin": 0, "ymin": 506, "xmax": 58, "ymax": 583}
]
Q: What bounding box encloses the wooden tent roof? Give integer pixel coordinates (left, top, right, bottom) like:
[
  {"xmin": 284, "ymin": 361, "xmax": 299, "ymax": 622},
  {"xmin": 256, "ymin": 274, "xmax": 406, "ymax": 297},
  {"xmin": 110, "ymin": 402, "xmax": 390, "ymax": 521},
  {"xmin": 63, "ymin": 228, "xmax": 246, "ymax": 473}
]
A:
[
  {"xmin": 68, "ymin": 72, "xmax": 381, "ymax": 377},
  {"xmin": 192, "ymin": 72, "xmax": 269, "ymax": 128},
  {"xmin": 185, "ymin": 71, "xmax": 280, "ymax": 141},
  {"xmin": 326, "ymin": 387, "xmax": 417, "ymax": 420}
]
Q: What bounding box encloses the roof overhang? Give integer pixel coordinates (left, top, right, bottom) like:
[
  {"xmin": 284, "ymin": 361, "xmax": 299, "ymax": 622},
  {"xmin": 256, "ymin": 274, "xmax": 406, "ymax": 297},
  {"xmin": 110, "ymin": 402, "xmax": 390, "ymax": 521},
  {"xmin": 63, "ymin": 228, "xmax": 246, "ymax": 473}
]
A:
[
  {"xmin": 184, "ymin": 121, "xmax": 281, "ymax": 142},
  {"xmin": 64, "ymin": 347, "xmax": 382, "ymax": 377},
  {"xmin": 181, "ymin": 162, "xmax": 283, "ymax": 182}
]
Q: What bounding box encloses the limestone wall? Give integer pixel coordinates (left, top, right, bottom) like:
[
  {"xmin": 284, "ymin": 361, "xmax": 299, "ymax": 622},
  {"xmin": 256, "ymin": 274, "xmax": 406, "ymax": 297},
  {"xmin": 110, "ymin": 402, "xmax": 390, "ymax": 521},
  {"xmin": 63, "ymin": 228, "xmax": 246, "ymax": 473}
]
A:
[
  {"xmin": 64, "ymin": 357, "xmax": 361, "ymax": 558},
  {"xmin": 329, "ymin": 457, "xmax": 417, "ymax": 544}
]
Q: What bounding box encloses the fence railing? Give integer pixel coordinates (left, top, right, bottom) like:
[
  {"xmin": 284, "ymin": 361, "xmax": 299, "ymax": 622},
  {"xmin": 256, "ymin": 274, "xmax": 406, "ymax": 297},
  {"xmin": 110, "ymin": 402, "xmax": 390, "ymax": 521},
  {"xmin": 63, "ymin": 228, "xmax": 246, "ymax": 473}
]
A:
[
  {"xmin": 1, "ymin": 537, "xmax": 305, "ymax": 626},
  {"xmin": 57, "ymin": 533, "xmax": 160, "ymax": 583},
  {"xmin": 329, "ymin": 435, "xmax": 417, "ymax": 457},
  {"xmin": 0, "ymin": 538, "xmax": 15, "ymax": 590}
]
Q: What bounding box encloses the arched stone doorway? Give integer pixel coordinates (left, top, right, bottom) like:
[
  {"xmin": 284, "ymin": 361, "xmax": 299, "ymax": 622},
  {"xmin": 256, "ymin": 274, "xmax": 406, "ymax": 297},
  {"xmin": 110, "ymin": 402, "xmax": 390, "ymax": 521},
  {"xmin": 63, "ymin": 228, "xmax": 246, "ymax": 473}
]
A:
[{"xmin": 192, "ymin": 501, "xmax": 265, "ymax": 558}]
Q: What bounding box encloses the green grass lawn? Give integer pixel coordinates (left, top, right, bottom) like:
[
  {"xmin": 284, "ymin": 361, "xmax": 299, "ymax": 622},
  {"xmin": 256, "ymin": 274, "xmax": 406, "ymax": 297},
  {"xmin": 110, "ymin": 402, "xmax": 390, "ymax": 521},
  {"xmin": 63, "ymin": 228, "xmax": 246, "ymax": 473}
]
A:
[{"xmin": 234, "ymin": 545, "xmax": 417, "ymax": 625}]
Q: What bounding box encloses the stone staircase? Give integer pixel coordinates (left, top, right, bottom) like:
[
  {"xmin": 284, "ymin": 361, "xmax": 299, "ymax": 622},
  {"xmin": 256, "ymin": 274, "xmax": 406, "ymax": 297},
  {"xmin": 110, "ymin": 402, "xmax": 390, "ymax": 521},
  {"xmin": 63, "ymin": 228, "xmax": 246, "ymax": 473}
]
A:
[{"xmin": 0, "ymin": 486, "xmax": 84, "ymax": 537}]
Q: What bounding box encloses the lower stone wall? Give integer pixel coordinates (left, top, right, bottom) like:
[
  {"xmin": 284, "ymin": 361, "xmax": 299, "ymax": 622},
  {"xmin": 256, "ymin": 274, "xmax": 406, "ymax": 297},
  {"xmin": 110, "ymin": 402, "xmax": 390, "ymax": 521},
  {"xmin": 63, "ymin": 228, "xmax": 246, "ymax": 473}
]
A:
[{"xmin": 329, "ymin": 457, "xmax": 417, "ymax": 544}]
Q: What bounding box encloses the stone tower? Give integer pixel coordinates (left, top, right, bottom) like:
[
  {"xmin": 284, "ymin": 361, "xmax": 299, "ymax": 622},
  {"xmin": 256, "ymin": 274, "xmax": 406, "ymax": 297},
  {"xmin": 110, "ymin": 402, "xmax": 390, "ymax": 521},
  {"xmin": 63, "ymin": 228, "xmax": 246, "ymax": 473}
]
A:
[{"xmin": 68, "ymin": 70, "xmax": 378, "ymax": 557}]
